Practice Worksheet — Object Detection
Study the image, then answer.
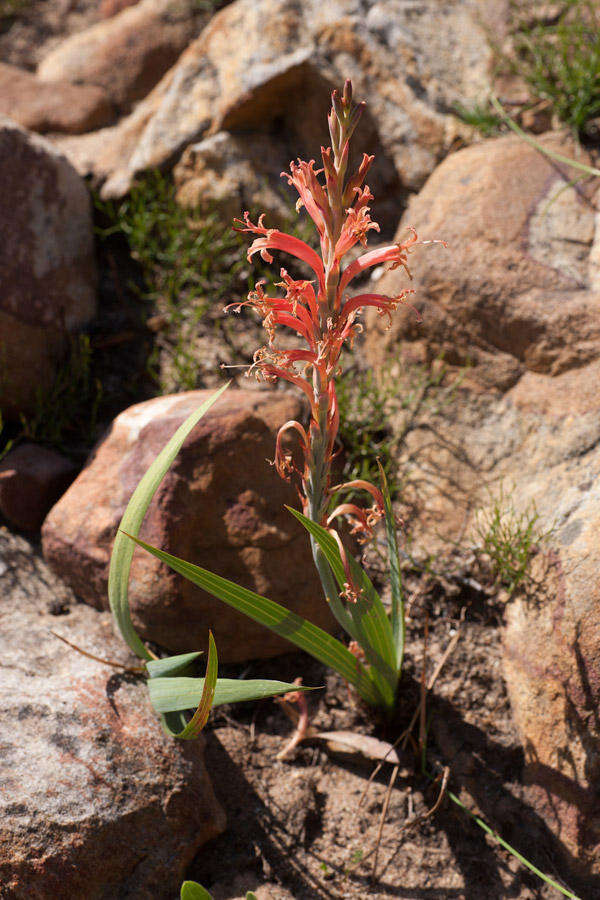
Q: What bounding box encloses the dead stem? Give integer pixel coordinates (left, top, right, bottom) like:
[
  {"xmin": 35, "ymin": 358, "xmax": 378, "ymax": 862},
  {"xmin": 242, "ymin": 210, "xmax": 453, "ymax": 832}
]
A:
[{"xmin": 49, "ymin": 630, "xmax": 145, "ymax": 673}]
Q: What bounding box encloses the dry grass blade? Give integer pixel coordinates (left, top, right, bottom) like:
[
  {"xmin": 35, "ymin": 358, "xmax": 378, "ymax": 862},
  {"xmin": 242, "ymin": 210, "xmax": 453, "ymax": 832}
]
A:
[
  {"xmin": 50, "ymin": 630, "xmax": 145, "ymax": 673},
  {"xmin": 371, "ymin": 763, "xmax": 400, "ymax": 881}
]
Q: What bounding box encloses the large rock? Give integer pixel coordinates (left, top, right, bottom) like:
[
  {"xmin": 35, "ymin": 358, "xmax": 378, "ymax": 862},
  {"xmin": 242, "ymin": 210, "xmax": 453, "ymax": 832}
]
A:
[
  {"xmin": 0, "ymin": 119, "xmax": 97, "ymax": 417},
  {"xmin": 174, "ymin": 131, "xmax": 293, "ymax": 222},
  {"xmin": 364, "ymin": 133, "xmax": 600, "ymax": 877},
  {"xmin": 53, "ymin": 0, "xmax": 498, "ymax": 217},
  {"xmin": 366, "ymin": 132, "xmax": 600, "ymax": 389},
  {"xmin": 37, "ymin": 0, "xmax": 200, "ymax": 115},
  {"xmin": 0, "ymin": 442, "xmax": 76, "ymax": 532},
  {"xmin": 42, "ymin": 388, "xmax": 332, "ymax": 663},
  {"xmin": 0, "ymin": 63, "xmax": 114, "ymax": 134},
  {"xmin": 0, "ymin": 528, "xmax": 225, "ymax": 898}
]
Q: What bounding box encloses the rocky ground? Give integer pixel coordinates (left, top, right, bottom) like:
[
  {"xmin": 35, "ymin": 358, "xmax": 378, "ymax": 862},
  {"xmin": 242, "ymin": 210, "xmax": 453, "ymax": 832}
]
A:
[{"xmin": 1, "ymin": 0, "xmax": 599, "ymax": 898}]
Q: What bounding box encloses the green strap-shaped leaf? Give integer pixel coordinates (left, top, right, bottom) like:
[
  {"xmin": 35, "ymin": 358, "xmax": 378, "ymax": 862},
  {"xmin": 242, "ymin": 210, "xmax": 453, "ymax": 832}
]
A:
[
  {"xmin": 148, "ymin": 676, "xmax": 315, "ymax": 714},
  {"xmin": 180, "ymin": 882, "xmax": 212, "ymax": 900},
  {"xmin": 108, "ymin": 382, "xmax": 230, "ymax": 659},
  {"xmin": 378, "ymin": 461, "xmax": 405, "ymax": 672},
  {"xmin": 287, "ymin": 508, "xmax": 397, "ymax": 705},
  {"xmin": 162, "ymin": 631, "xmax": 218, "ymax": 740},
  {"xmin": 146, "ymin": 651, "xmax": 203, "ymax": 679},
  {"xmin": 123, "ymin": 533, "xmax": 381, "ymax": 707}
]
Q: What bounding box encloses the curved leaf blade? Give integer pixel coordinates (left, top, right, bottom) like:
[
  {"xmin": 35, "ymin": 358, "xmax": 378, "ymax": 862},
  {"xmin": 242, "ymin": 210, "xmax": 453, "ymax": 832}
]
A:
[
  {"xmin": 180, "ymin": 882, "xmax": 212, "ymax": 900},
  {"xmin": 378, "ymin": 460, "xmax": 405, "ymax": 671},
  {"xmin": 149, "ymin": 676, "xmax": 316, "ymax": 714},
  {"xmin": 108, "ymin": 382, "xmax": 230, "ymax": 659},
  {"xmin": 146, "ymin": 651, "xmax": 203, "ymax": 679},
  {"xmin": 287, "ymin": 508, "xmax": 397, "ymax": 704},
  {"xmin": 162, "ymin": 631, "xmax": 218, "ymax": 739},
  {"xmin": 123, "ymin": 532, "xmax": 381, "ymax": 707}
]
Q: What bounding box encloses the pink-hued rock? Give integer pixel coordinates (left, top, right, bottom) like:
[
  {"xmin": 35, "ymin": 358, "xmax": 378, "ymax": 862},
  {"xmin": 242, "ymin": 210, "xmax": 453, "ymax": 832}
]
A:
[
  {"xmin": 0, "ymin": 529, "xmax": 225, "ymax": 898},
  {"xmin": 42, "ymin": 388, "xmax": 332, "ymax": 663},
  {"xmin": 0, "ymin": 119, "xmax": 97, "ymax": 417},
  {"xmin": 0, "ymin": 62, "xmax": 114, "ymax": 134},
  {"xmin": 0, "ymin": 442, "xmax": 76, "ymax": 532},
  {"xmin": 37, "ymin": 0, "xmax": 200, "ymax": 114}
]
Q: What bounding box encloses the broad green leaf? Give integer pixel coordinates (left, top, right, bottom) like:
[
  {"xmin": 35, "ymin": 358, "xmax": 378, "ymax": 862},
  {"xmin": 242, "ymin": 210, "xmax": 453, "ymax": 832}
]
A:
[
  {"xmin": 180, "ymin": 882, "xmax": 212, "ymax": 900},
  {"xmin": 287, "ymin": 508, "xmax": 397, "ymax": 706},
  {"xmin": 108, "ymin": 382, "xmax": 230, "ymax": 659},
  {"xmin": 378, "ymin": 461, "xmax": 405, "ymax": 672},
  {"xmin": 123, "ymin": 533, "xmax": 381, "ymax": 707},
  {"xmin": 246, "ymin": 894, "xmax": 258, "ymax": 900},
  {"xmin": 162, "ymin": 631, "xmax": 218, "ymax": 739},
  {"xmin": 146, "ymin": 651, "xmax": 203, "ymax": 679},
  {"xmin": 148, "ymin": 676, "xmax": 315, "ymax": 714}
]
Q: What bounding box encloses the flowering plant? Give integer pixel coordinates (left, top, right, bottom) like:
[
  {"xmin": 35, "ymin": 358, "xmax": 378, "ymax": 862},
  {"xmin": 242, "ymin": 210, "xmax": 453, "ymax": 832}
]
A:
[{"xmin": 109, "ymin": 81, "xmax": 433, "ymax": 731}]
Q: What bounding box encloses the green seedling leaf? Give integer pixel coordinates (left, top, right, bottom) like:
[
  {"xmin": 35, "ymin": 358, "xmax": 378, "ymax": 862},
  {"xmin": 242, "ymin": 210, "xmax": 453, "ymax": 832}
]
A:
[
  {"xmin": 180, "ymin": 882, "xmax": 212, "ymax": 900},
  {"xmin": 162, "ymin": 631, "xmax": 218, "ymax": 739},
  {"xmin": 378, "ymin": 460, "xmax": 405, "ymax": 672},
  {"xmin": 146, "ymin": 651, "xmax": 203, "ymax": 679},
  {"xmin": 108, "ymin": 382, "xmax": 230, "ymax": 659},
  {"xmin": 122, "ymin": 532, "xmax": 381, "ymax": 707},
  {"xmin": 149, "ymin": 676, "xmax": 315, "ymax": 714},
  {"xmin": 287, "ymin": 508, "xmax": 397, "ymax": 707}
]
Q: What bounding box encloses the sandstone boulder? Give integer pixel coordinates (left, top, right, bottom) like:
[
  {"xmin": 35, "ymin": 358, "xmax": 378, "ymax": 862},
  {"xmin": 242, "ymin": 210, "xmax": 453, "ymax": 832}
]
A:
[
  {"xmin": 42, "ymin": 388, "xmax": 332, "ymax": 663},
  {"xmin": 174, "ymin": 131, "xmax": 292, "ymax": 221},
  {"xmin": 0, "ymin": 119, "xmax": 97, "ymax": 417},
  {"xmin": 37, "ymin": 0, "xmax": 200, "ymax": 115},
  {"xmin": 0, "ymin": 442, "xmax": 76, "ymax": 532},
  {"xmin": 0, "ymin": 62, "xmax": 114, "ymax": 134},
  {"xmin": 0, "ymin": 528, "xmax": 225, "ymax": 898},
  {"xmin": 363, "ymin": 133, "xmax": 600, "ymax": 877},
  {"xmin": 365, "ymin": 132, "xmax": 600, "ymax": 390},
  {"xmin": 53, "ymin": 0, "xmax": 497, "ymax": 218}
]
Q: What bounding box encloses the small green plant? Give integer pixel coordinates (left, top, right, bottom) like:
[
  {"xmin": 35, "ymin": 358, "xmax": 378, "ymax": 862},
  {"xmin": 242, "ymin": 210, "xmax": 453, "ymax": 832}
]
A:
[
  {"xmin": 511, "ymin": 0, "xmax": 600, "ymax": 135},
  {"xmin": 19, "ymin": 334, "xmax": 101, "ymax": 455},
  {"xmin": 181, "ymin": 881, "xmax": 257, "ymax": 900},
  {"xmin": 111, "ymin": 82, "xmax": 418, "ymax": 719},
  {"xmin": 475, "ymin": 488, "xmax": 549, "ymax": 594},
  {"xmin": 453, "ymin": 101, "xmax": 503, "ymax": 136},
  {"xmin": 96, "ymin": 173, "xmax": 249, "ymax": 392}
]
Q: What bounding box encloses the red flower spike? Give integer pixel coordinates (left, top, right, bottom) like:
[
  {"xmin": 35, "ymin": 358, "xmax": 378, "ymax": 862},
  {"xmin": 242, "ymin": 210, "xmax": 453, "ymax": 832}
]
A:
[{"xmin": 231, "ymin": 81, "xmax": 441, "ymax": 563}]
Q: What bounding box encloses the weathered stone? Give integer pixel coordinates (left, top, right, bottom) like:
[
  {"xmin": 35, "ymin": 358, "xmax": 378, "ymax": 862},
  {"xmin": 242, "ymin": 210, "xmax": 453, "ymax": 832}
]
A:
[
  {"xmin": 0, "ymin": 62, "xmax": 114, "ymax": 135},
  {"xmin": 0, "ymin": 442, "xmax": 76, "ymax": 532},
  {"xmin": 174, "ymin": 131, "xmax": 292, "ymax": 222},
  {"xmin": 0, "ymin": 119, "xmax": 97, "ymax": 417},
  {"xmin": 365, "ymin": 132, "xmax": 600, "ymax": 390},
  {"xmin": 54, "ymin": 0, "xmax": 498, "ymax": 217},
  {"xmin": 363, "ymin": 132, "xmax": 600, "ymax": 877},
  {"xmin": 42, "ymin": 389, "xmax": 333, "ymax": 663},
  {"xmin": 0, "ymin": 528, "xmax": 225, "ymax": 898},
  {"xmin": 38, "ymin": 0, "xmax": 200, "ymax": 114}
]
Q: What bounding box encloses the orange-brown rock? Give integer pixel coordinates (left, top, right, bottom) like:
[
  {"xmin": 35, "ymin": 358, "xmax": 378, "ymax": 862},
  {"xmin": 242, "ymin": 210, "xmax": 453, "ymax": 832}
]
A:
[
  {"xmin": 0, "ymin": 62, "xmax": 114, "ymax": 134},
  {"xmin": 37, "ymin": 0, "xmax": 200, "ymax": 114},
  {"xmin": 100, "ymin": 0, "xmax": 139, "ymax": 17},
  {"xmin": 0, "ymin": 119, "xmax": 97, "ymax": 417},
  {"xmin": 42, "ymin": 389, "xmax": 333, "ymax": 663},
  {"xmin": 0, "ymin": 529, "xmax": 225, "ymax": 897}
]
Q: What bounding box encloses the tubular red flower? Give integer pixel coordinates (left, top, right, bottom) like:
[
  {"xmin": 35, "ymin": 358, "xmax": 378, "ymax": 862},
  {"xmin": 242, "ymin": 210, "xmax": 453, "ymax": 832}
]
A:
[
  {"xmin": 328, "ymin": 528, "xmax": 363, "ymax": 604},
  {"xmin": 234, "ymin": 212, "xmax": 326, "ymax": 294},
  {"xmin": 282, "ymin": 159, "xmax": 332, "ymax": 238},
  {"xmin": 340, "ymin": 290, "xmax": 415, "ymax": 327},
  {"xmin": 337, "ymin": 227, "xmax": 419, "ymax": 299}
]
